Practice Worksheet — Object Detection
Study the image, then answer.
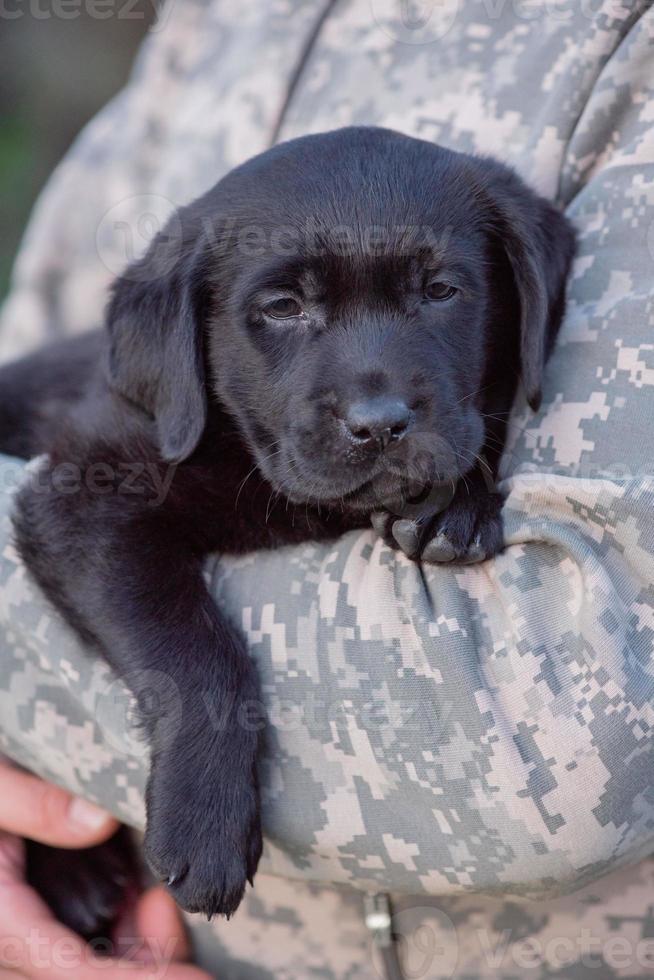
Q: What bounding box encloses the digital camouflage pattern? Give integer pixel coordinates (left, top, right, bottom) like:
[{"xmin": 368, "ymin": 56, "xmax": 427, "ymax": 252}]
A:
[{"xmin": 1, "ymin": 0, "xmax": 653, "ymax": 976}]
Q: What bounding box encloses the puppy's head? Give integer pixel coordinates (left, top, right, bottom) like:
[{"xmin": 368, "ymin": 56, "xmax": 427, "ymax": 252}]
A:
[{"xmin": 106, "ymin": 127, "xmax": 575, "ymax": 512}]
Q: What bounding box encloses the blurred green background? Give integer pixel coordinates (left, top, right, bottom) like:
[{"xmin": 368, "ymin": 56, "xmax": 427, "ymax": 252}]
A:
[{"xmin": 0, "ymin": 3, "xmax": 154, "ymax": 300}]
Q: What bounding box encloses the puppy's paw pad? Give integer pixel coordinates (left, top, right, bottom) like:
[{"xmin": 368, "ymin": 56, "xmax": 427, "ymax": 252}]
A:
[
  {"xmin": 457, "ymin": 537, "xmax": 488, "ymax": 564},
  {"xmin": 390, "ymin": 518, "xmax": 424, "ymax": 558},
  {"xmin": 420, "ymin": 493, "xmax": 504, "ymax": 565},
  {"xmin": 421, "ymin": 533, "xmax": 456, "ymax": 563},
  {"xmin": 388, "ymin": 509, "xmax": 448, "ymax": 559}
]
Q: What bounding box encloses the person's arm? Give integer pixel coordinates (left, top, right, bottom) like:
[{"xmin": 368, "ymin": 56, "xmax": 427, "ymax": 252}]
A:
[{"xmin": 1, "ymin": 0, "xmax": 653, "ymax": 907}]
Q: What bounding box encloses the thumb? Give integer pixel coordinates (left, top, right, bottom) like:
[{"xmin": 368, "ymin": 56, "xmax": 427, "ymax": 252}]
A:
[{"xmin": 0, "ymin": 764, "xmax": 117, "ymax": 849}]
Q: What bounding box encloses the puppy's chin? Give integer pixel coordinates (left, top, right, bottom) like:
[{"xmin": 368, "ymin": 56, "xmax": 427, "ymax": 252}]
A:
[
  {"xmin": 262, "ymin": 451, "xmax": 462, "ymax": 514},
  {"xmin": 337, "ymin": 473, "xmax": 458, "ymax": 514}
]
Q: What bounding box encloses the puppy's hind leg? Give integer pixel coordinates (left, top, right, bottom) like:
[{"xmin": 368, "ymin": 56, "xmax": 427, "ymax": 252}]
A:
[
  {"xmin": 25, "ymin": 826, "xmax": 141, "ymax": 943},
  {"xmin": 0, "ymin": 331, "xmax": 103, "ymax": 460}
]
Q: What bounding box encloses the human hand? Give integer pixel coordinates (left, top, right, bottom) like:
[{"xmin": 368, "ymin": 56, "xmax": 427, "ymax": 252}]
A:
[{"xmin": 0, "ymin": 760, "xmax": 211, "ymax": 978}]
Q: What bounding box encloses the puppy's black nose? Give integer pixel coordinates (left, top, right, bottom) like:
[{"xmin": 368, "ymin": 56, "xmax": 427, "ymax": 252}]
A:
[{"xmin": 343, "ymin": 397, "xmax": 411, "ymax": 449}]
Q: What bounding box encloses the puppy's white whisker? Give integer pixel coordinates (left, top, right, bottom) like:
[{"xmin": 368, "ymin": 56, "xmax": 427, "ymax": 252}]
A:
[
  {"xmin": 451, "ymin": 381, "xmax": 500, "ymax": 410},
  {"xmin": 234, "ymin": 444, "xmax": 281, "ymax": 512}
]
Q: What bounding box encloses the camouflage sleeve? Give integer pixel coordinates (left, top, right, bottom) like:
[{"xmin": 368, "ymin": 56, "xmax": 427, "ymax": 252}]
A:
[{"xmin": 0, "ymin": 0, "xmax": 653, "ymax": 909}]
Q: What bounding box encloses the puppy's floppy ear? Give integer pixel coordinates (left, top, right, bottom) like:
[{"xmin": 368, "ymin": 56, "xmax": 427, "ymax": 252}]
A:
[
  {"xmin": 105, "ymin": 222, "xmax": 209, "ymax": 463},
  {"xmin": 480, "ymin": 163, "xmax": 576, "ymax": 411}
]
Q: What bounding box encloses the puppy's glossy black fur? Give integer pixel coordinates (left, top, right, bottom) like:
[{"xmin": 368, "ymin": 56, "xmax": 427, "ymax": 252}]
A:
[{"xmin": 0, "ymin": 128, "xmax": 575, "ymax": 926}]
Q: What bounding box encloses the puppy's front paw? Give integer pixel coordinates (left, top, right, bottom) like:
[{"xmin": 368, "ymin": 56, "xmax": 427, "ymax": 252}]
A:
[
  {"xmin": 373, "ymin": 489, "xmax": 504, "ymax": 565},
  {"xmin": 145, "ymin": 755, "xmax": 262, "ymax": 919}
]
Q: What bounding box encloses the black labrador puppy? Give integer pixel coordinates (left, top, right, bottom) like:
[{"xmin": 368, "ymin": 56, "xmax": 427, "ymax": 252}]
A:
[{"xmin": 0, "ymin": 127, "xmax": 575, "ymax": 928}]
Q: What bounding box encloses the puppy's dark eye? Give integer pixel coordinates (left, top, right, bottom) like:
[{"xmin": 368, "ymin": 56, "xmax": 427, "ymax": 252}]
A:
[
  {"xmin": 263, "ymin": 297, "xmax": 304, "ymax": 319},
  {"xmin": 424, "ymin": 281, "xmax": 458, "ymax": 302}
]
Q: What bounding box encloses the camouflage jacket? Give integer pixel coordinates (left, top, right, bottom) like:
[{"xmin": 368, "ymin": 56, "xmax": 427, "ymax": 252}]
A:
[{"xmin": 1, "ymin": 1, "xmax": 654, "ymax": 977}]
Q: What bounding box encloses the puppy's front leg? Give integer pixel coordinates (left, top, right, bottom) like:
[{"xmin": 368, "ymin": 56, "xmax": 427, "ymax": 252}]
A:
[
  {"xmin": 14, "ymin": 468, "xmax": 262, "ymax": 918},
  {"xmin": 135, "ymin": 562, "xmax": 263, "ymax": 917}
]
